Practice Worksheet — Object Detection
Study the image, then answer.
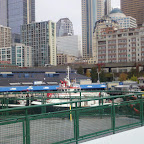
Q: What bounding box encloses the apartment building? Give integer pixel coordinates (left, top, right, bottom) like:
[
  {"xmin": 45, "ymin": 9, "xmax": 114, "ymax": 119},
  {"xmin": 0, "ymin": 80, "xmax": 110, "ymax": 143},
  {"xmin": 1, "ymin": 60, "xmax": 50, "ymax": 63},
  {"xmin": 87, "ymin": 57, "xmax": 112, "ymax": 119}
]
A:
[
  {"xmin": 0, "ymin": 25, "xmax": 11, "ymax": 48},
  {"xmin": 0, "ymin": 25, "xmax": 11, "ymax": 63},
  {"xmin": 21, "ymin": 21, "xmax": 57, "ymax": 67},
  {"xmin": 12, "ymin": 43, "xmax": 32, "ymax": 67}
]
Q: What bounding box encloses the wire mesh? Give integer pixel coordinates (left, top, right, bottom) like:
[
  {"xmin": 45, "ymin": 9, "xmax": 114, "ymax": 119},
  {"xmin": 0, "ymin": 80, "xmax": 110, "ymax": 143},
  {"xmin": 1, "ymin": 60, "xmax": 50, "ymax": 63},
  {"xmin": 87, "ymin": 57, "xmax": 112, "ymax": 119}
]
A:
[
  {"xmin": 0, "ymin": 110, "xmax": 25, "ymax": 121},
  {"xmin": 79, "ymin": 106, "xmax": 112, "ymax": 137},
  {"xmin": 115, "ymin": 101, "xmax": 141, "ymax": 128},
  {"xmin": 29, "ymin": 112, "xmax": 74, "ymax": 144},
  {"xmin": 0, "ymin": 121, "xmax": 24, "ymax": 144}
]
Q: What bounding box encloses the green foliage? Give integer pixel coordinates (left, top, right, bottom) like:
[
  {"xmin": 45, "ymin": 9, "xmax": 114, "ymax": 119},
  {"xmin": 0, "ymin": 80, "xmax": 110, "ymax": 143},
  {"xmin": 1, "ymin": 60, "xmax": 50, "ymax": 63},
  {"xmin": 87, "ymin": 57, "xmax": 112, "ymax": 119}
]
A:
[
  {"xmin": 99, "ymin": 70, "xmax": 107, "ymax": 82},
  {"xmin": 90, "ymin": 67, "xmax": 98, "ymax": 82},
  {"xmin": 130, "ymin": 75, "xmax": 138, "ymax": 82},
  {"xmin": 77, "ymin": 66, "xmax": 83, "ymax": 75},
  {"xmin": 128, "ymin": 68, "xmax": 138, "ymax": 79},
  {"xmin": 105, "ymin": 73, "xmax": 113, "ymax": 82},
  {"xmin": 119, "ymin": 73, "xmax": 128, "ymax": 81},
  {"xmin": 86, "ymin": 69, "xmax": 91, "ymax": 77}
]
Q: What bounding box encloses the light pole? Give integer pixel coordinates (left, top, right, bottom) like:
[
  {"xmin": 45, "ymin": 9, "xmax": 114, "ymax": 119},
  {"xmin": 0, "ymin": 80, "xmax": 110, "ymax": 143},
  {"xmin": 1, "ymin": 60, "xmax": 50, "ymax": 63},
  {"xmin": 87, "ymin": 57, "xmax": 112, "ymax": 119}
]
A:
[
  {"xmin": 112, "ymin": 73, "xmax": 115, "ymax": 81},
  {"xmin": 97, "ymin": 71, "xmax": 100, "ymax": 83}
]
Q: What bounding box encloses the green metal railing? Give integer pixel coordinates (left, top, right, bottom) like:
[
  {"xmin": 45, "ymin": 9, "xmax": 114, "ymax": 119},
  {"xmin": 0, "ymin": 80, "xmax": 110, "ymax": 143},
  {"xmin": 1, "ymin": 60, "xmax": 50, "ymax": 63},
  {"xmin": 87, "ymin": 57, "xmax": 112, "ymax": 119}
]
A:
[{"xmin": 0, "ymin": 91, "xmax": 144, "ymax": 144}]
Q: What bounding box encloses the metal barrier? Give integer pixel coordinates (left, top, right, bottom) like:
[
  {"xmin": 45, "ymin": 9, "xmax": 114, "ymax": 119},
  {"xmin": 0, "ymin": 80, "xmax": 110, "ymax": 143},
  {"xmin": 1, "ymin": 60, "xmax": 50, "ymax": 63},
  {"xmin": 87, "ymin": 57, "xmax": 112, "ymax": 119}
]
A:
[{"xmin": 0, "ymin": 91, "xmax": 144, "ymax": 144}]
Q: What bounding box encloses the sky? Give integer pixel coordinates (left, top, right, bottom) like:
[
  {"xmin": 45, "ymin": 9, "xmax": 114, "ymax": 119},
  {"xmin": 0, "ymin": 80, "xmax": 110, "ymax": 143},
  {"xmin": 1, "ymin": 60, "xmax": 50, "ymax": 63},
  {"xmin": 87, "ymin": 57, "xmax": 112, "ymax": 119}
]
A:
[{"xmin": 36, "ymin": 0, "xmax": 120, "ymax": 35}]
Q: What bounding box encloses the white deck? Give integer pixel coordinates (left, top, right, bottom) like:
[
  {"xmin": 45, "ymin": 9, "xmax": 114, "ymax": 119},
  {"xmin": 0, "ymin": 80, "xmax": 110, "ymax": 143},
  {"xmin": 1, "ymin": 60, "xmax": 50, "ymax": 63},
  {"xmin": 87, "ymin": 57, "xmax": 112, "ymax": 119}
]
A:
[{"xmin": 82, "ymin": 126, "xmax": 144, "ymax": 144}]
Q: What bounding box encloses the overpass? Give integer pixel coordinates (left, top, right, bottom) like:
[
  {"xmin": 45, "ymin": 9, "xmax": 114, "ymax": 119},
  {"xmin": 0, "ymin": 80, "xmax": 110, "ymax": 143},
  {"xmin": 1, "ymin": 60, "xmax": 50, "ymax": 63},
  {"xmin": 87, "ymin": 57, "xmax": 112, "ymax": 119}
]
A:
[{"xmin": 55, "ymin": 62, "xmax": 144, "ymax": 73}]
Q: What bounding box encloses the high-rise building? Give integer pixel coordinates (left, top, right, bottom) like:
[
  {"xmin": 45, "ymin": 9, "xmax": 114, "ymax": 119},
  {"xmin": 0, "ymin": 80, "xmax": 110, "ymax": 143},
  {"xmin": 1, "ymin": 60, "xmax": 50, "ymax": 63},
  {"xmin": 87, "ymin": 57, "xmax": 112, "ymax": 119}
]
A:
[
  {"xmin": 0, "ymin": 0, "xmax": 7, "ymax": 26},
  {"xmin": 109, "ymin": 8, "xmax": 137, "ymax": 29},
  {"xmin": 0, "ymin": 25, "xmax": 11, "ymax": 48},
  {"xmin": 21, "ymin": 21, "xmax": 57, "ymax": 67},
  {"xmin": 81, "ymin": 0, "xmax": 104, "ymax": 60},
  {"xmin": 56, "ymin": 18, "xmax": 74, "ymax": 37},
  {"xmin": 121, "ymin": 0, "xmax": 144, "ymax": 27},
  {"xmin": 0, "ymin": 0, "xmax": 35, "ymax": 34},
  {"xmin": 56, "ymin": 35, "xmax": 82, "ymax": 57},
  {"xmin": 0, "ymin": 25, "xmax": 11, "ymax": 64},
  {"xmin": 105, "ymin": 0, "xmax": 111, "ymax": 15}
]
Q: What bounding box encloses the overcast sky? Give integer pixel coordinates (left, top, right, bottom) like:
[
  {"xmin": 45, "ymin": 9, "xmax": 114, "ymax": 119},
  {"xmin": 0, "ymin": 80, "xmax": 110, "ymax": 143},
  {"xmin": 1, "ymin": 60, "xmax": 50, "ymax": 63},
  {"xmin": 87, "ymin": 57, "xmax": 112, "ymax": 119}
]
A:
[{"xmin": 36, "ymin": 0, "xmax": 120, "ymax": 35}]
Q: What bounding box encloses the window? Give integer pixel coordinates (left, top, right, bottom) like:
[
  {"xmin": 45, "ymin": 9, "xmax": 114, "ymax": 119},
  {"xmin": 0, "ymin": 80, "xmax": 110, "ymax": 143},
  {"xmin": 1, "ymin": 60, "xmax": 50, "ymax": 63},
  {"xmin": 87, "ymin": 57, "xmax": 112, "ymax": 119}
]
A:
[{"xmin": 24, "ymin": 74, "xmax": 29, "ymax": 78}]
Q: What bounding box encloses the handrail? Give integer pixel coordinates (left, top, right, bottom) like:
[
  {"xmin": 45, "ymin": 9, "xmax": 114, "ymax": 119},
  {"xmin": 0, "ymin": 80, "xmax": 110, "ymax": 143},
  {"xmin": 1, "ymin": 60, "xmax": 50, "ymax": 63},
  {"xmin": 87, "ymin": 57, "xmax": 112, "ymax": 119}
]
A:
[
  {"xmin": 0, "ymin": 90, "xmax": 143, "ymax": 95},
  {"xmin": 0, "ymin": 92, "xmax": 143, "ymax": 112}
]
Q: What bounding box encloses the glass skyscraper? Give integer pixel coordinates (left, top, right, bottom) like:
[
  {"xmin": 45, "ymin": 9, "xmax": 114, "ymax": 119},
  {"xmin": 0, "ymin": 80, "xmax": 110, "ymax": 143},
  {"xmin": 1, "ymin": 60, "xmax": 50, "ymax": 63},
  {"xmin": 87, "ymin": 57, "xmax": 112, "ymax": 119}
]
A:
[
  {"xmin": 0, "ymin": 0, "xmax": 35, "ymax": 34},
  {"xmin": 56, "ymin": 18, "xmax": 74, "ymax": 37},
  {"xmin": 0, "ymin": 0, "xmax": 8, "ymax": 26},
  {"xmin": 81, "ymin": 0, "xmax": 104, "ymax": 59},
  {"xmin": 8, "ymin": 0, "xmax": 35, "ymax": 34},
  {"xmin": 104, "ymin": 0, "xmax": 111, "ymax": 15}
]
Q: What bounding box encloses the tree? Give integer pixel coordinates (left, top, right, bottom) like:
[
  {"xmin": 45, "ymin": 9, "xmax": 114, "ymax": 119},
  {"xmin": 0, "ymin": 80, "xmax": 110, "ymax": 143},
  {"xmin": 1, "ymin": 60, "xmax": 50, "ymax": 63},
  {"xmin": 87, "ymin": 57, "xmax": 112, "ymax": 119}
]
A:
[
  {"xmin": 86, "ymin": 69, "xmax": 91, "ymax": 77},
  {"xmin": 90, "ymin": 67, "xmax": 98, "ymax": 82},
  {"xmin": 77, "ymin": 66, "xmax": 83, "ymax": 75},
  {"xmin": 99, "ymin": 70, "xmax": 107, "ymax": 82},
  {"xmin": 128, "ymin": 68, "xmax": 137, "ymax": 79},
  {"xmin": 105, "ymin": 73, "xmax": 113, "ymax": 82},
  {"xmin": 119, "ymin": 73, "xmax": 128, "ymax": 81},
  {"xmin": 130, "ymin": 75, "xmax": 138, "ymax": 82}
]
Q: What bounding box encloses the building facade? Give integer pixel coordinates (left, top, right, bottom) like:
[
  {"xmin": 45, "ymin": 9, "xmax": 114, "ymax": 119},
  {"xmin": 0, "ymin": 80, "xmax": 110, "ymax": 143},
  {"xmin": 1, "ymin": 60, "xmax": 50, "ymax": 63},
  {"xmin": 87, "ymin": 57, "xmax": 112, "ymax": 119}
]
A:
[
  {"xmin": 0, "ymin": 25, "xmax": 11, "ymax": 48},
  {"xmin": 93, "ymin": 26, "xmax": 144, "ymax": 64},
  {"xmin": 57, "ymin": 54, "xmax": 76, "ymax": 65},
  {"xmin": 81, "ymin": 0, "xmax": 104, "ymax": 60},
  {"xmin": 56, "ymin": 18, "xmax": 74, "ymax": 37},
  {"xmin": 0, "ymin": 47, "xmax": 11, "ymax": 63},
  {"xmin": 109, "ymin": 8, "xmax": 137, "ymax": 29},
  {"xmin": 56, "ymin": 35, "xmax": 82, "ymax": 57},
  {"xmin": 104, "ymin": 0, "xmax": 111, "ymax": 15},
  {"xmin": 12, "ymin": 43, "xmax": 32, "ymax": 67},
  {"xmin": 0, "ymin": 0, "xmax": 7, "ymax": 26},
  {"xmin": 7, "ymin": 0, "xmax": 35, "ymax": 34},
  {"xmin": 121, "ymin": 0, "xmax": 144, "ymax": 27},
  {"xmin": 21, "ymin": 21, "xmax": 57, "ymax": 67},
  {"xmin": 88, "ymin": 15, "xmax": 119, "ymax": 64}
]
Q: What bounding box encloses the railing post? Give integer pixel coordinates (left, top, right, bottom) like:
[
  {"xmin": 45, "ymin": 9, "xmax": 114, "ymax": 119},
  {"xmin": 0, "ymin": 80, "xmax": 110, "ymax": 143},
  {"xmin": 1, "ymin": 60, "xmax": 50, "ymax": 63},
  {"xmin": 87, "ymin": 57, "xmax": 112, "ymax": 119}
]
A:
[
  {"xmin": 80, "ymin": 92, "xmax": 81, "ymax": 108},
  {"xmin": 75, "ymin": 102, "xmax": 79, "ymax": 144},
  {"xmin": 41, "ymin": 93, "xmax": 46, "ymax": 113},
  {"xmin": 140, "ymin": 94, "xmax": 143, "ymax": 126},
  {"xmin": 25, "ymin": 109, "xmax": 30, "ymax": 144},
  {"xmin": 111, "ymin": 98, "xmax": 115, "ymax": 134}
]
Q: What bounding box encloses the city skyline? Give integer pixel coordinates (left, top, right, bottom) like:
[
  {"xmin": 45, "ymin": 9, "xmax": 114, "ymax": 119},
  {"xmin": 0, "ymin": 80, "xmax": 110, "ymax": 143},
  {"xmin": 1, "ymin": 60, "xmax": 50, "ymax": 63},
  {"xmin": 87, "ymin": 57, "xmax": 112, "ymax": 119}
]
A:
[{"xmin": 36, "ymin": 0, "xmax": 120, "ymax": 35}]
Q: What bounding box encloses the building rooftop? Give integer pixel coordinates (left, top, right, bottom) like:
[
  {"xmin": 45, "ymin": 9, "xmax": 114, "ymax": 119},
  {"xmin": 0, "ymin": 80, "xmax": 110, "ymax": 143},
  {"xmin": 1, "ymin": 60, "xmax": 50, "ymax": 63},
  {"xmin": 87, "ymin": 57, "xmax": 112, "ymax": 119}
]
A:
[
  {"xmin": 109, "ymin": 8, "xmax": 126, "ymax": 18},
  {"xmin": 110, "ymin": 8, "xmax": 123, "ymax": 14},
  {"xmin": 0, "ymin": 67, "xmax": 90, "ymax": 86}
]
